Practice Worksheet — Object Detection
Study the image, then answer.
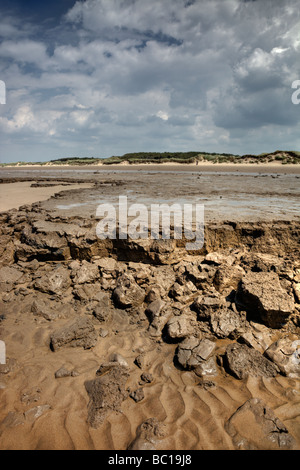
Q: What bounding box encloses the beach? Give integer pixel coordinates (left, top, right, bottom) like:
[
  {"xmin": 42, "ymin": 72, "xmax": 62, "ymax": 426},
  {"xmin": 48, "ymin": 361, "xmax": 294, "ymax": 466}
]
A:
[
  {"xmin": 0, "ymin": 163, "xmax": 299, "ymax": 450},
  {"xmin": 0, "ymin": 181, "xmax": 94, "ymax": 213},
  {"xmin": 1, "ymin": 163, "xmax": 300, "ymax": 217}
]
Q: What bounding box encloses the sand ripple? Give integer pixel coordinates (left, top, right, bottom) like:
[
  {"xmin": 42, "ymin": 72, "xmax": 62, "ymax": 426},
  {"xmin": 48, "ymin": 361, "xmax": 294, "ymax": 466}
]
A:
[{"xmin": 0, "ymin": 298, "xmax": 300, "ymax": 450}]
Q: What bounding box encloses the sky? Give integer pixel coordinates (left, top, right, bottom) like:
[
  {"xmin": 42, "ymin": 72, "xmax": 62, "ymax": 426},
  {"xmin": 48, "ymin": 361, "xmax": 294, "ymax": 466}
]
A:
[{"xmin": 0, "ymin": 0, "xmax": 300, "ymax": 163}]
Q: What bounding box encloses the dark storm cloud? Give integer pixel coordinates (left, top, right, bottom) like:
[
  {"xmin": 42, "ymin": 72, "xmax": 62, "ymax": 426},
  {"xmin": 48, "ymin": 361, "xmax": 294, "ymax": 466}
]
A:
[{"xmin": 0, "ymin": 0, "xmax": 300, "ymax": 162}]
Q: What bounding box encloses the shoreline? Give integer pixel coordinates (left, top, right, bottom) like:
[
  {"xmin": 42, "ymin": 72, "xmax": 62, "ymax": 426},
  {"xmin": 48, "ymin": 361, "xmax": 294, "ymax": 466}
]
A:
[
  {"xmin": 1, "ymin": 162, "xmax": 300, "ymax": 175},
  {"xmin": 2, "ymin": 161, "xmax": 300, "ymax": 167},
  {"xmin": 0, "ymin": 164, "xmax": 299, "ymax": 214}
]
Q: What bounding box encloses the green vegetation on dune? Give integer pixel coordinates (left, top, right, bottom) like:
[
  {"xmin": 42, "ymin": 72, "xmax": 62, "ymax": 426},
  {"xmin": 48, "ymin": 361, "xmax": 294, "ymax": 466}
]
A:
[
  {"xmin": 50, "ymin": 157, "xmax": 102, "ymax": 165},
  {"xmin": 103, "ymin": 151, "xmax": 202, "ymax": 164},
  {"xmin": 1, "ymin": 150, "xmax": 299, "ymax": 166},
  {"xmin": 101, "ymin": 150, "xmax": 300, "ymax": 165}
]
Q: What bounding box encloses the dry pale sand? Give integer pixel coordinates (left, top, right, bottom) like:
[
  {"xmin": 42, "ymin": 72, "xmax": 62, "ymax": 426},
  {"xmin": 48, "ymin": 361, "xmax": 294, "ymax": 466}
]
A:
[{"xmin": 0, "ymin": 181, "xmax": 94, "ymax": 212}]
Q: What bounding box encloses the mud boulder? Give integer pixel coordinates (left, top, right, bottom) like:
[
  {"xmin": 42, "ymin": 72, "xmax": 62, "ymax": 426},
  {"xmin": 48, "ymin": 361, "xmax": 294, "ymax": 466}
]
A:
[
  {"xmin": 31, "ymin": 299, "xmax": 60, "ymax": 321},
  {"xmin": 192, "ymin": 291, "xmax": 227, "ymax": 321},
  {"xmin": 169, "ymin": 280, "xmax": 197, "ymax": 302},
  {"xmin": 95, "ymin": 257, "xmax": 118, "ymax": 277},
  {"xmin": 224, "ymin": 343, "xmax": 279, "ymax": 379},
  {"xmin": 145, "ymin": 299, "xmax": 166, "ymax": 322},
  {"xmin": 50, "ymin": 317, "xmax": 98, "ymax": 351},
  {"xmin": 210, "ymin": 307, "xmax": 246, "ymax": 339},
  {"xmin": 240, "ymin": 252, "xmax": 286, "ymax": 273},
  {"xmin": 264, "ymin": 336, "xmax": 300, "ymax": 378},
  {"xmin": 166, "ymin": 314, "xmax": 195, "ymax": 340},
  {"xmin": 85, "ymin": 364, "xmax": 129, "ymax": 428},
  {"xmin": 70, "ymin": 260, "xmax": 99, "ymax": 284},
  {"xmin": 112, "ymin": 273, "xmax": 145, "ymax": 308},
  {"xmin": 176, "ymin": 337, "xmax": 216, "ymax": 370},
  {"xmin": 204, "ymin": 252, "xmax": 236, "ymax": 266},
  {"xmin": 236, "ymin": 272, "xmax": 295, "ymax": 328},
  {"xmin": 145, "ymin": 300, "xmax": 172, "ymax": 338},
  {"xmin": 93, "ymin": 292, "xmax": 115, "ymax": 322},
  {"xmin": 128, "ymin": 418, "xmax": 165, "ymax": 450},
  {"xmin": 149, "ymin": 265, "xmax": 176, "ymax": 295},
  {"xmin": 0, "ymin": 266, "xmax": 24, "ymax": 285},
  {"xmin": 294, "ymin": 283, "xmax": 300, "ymax": 303},
  {"xmin": 34, "ymin": 266, "xmax": 71, "ymax": 295},
  {"xmin": 184, "ymin": 262, "xmax": 217, "ymax": 290},
  {"xmin": 239, "ymin": 321, "xmax": 276, "ymax": 354},
  {"xmin": 214, "ymin": 264, "xmax": 245, "ymax": 293},
  {"xmin": 0, "ymin": 266, "xmax": 26, "ymax": 293},
  {"xmin": 225, "ymin": 398, "xmax": 298, "ymax": 450}
]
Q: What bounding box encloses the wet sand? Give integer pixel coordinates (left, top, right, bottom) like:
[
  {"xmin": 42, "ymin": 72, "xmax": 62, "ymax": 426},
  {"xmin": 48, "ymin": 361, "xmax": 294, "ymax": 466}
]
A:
[
  {"xmin": 0, "ymin": 164, "xmax": 299, "ymax": 451},
  {"xmin": 2, "ymin": 161, "xmax": 300, "ymax": 174},
  {"xmin": 0, "ymin": 164, "xmax": 299, "ymax": 220},
  {"xmin": 1, "ymin": 299, "xmax": 300, "ymax": 451}
]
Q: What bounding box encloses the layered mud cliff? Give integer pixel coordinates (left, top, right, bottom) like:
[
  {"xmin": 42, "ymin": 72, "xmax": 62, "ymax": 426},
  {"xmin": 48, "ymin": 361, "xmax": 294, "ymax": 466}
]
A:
[
  {"xmin": 0, "ymin": 202, "xmax": 300, "ymax": 450},
  {"xmin": 1, "ymin": 203, "xmax": 299, "ymax": 264}
]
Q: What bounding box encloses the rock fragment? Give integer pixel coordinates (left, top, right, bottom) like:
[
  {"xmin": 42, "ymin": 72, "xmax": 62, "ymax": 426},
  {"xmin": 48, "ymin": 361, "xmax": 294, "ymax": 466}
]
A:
[
  {"xmin": 34, "ymin": 266, "xmax": 71, "ymax": 295},
  {"xmin": 214, "ymin": 264, "xmax": 245, "ymax": 293},
  {"xmin": 236, "ymin": 272, "xmax": 295, "ymax": 328},
  {"xmin": 50, "ymin": 317, "xmax": 97, "ymax": 351},
  {"xmin": 31, "ymin": 299, "xmax": 59, "ymax": 321},
  {"xmin": 145, "ymin": 299, "xmax": 165, "ymax": 322},
  {"xmin": 113, "ymin": 274, "xmax": 145, "ymax": 308},
  {"xmin": 109, "ymin": 353, "xmax": 129, "ymax": 368},
  {"xmin": 194, "ymin": 357, "xmax": 218, "ymax": 377},
  {"xmin": 225, "ymin": 398, "xmax": 298, "ymax": 450},
  {"xmin": 145, "ymin": 300, "xmax": 172, "ymax": 338},
  {"xmin": 93, "ymin": 292, "xmax": 114, "ymax": 322},
  {"xmin": 0, "ymin": 411, "xmax": 25, "ymax": 430},
  {"xmin": 128, "ymin": 418, "xmax": 165, "ymax": 450},
  {"xmin": 54, "ymin": 367, "xmax": 79, "ymax": 378},
  {"xmin": 224, "ymin": 343, "xmax": 279, "ymax": 379},
  {"xmin": 130, "ymin": 388, "xmax": 144, "ymax": 402},
  {"xmin": 239, "ymin": 321, "xmax": 276, "ymax": 353},
  {"xmin": 140, "ymin": 372, "xmax": 153, "ymax": 384},
  {"xmin": 264, "ymin": 336, "xmax": 300, "ymax": 378},
  {"xmin": 210, "ymin": 307, "xmax": 246, "ymax": 339},
  {"xmin": 193, "ymin": 292, "xmax": 226, "ymax": 321},
  {"xmin": 85, "ymin": 365, "xmax": 129, "ymax": 428},
  {"xmin": 166, "ymin": 314, "xmax": 194, "ymax": 340},
  {"xmin": 24, "ymin": 405, "xmax": 51, "ymax": 422},
  {"xmin": 176, "ymin": 337, "xmax": 216, "ymax": 370},
  {"xmin": 70, "ymin": 260, "xmax": 99, "ymax": 284},
  {"xmin": 134, "ymin": 354, "xmax": 144, "ymax": 369}
]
